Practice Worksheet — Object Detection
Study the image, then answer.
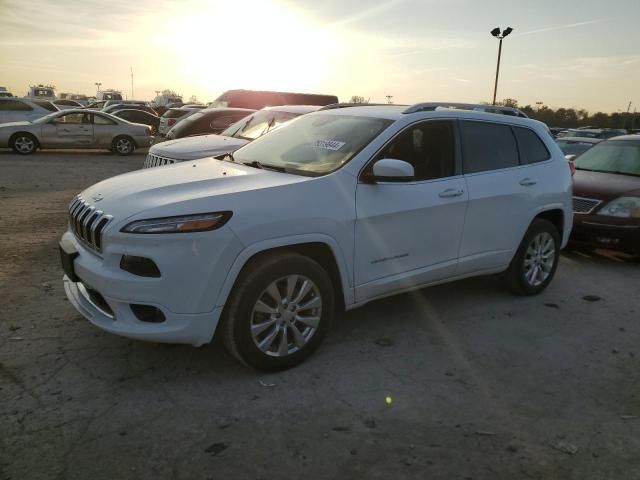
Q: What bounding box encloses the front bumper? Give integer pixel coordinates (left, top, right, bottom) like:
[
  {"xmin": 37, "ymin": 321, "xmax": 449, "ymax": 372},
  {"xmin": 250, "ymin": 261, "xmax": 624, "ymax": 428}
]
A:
[
  {"xmin": 64, "ymin": 276, "xmax": 222, "ymax": 346},
  {"xmin": 60, "ymin": 226, "xmax": 243, "ymax": 346},
  {"xmin": 570, "ymin": 214, "xmax": 640, "ymax": 254}
]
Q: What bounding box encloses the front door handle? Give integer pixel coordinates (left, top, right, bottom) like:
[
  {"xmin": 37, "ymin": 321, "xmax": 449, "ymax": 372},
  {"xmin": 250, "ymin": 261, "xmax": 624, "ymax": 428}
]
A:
[
  {"xmin": 519, "ymin": 178, "xmax": 537, "ymax": 187},
  {"xmin": 439, "ymin": 188, "xmax": 464, "ymax": 198}
]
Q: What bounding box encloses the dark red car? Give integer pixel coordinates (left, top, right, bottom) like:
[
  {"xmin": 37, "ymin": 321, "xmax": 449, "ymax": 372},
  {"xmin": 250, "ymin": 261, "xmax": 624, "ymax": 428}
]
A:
[{"xmin": 571, "ymin": 135, "xmax": 640, "ymax": 254}]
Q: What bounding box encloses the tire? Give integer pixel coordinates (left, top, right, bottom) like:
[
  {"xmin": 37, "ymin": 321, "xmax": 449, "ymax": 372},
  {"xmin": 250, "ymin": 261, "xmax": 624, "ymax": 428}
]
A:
[
  {"xmin": 11, "ymin": 133, "xmax": 37, "ymax": 155},
  {"xmin": 112, "ymin": 136, "xmax": 135, "ymax": 156},
  {"xmin": 222, "ymin": 252, "xmax": 335, "ymax": 371},
  {"xmin": 504, "ymin": 218, "xmax": 560, "ymax": 296}
]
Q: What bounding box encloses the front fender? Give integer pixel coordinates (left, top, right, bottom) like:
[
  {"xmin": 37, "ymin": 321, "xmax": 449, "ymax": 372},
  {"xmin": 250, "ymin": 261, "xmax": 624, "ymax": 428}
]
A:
[{"xmin": 213, "ymin": 233, "xmax": 354, "ymax": 310}]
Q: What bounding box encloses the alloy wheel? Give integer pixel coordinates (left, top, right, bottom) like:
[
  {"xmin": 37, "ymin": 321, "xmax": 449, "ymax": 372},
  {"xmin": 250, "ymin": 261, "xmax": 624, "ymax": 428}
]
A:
[
  {"xmin": 115, "ymin": 138, "xmax": 132, "ymax": 154},
  {"xmin": 523, "ymin": 232, "xmax": 556, "ymax": 287},
  {"xmin": 250, "ymin": 275, "xmax": 322, "ymax": 357},
  {"xmin": 14, "ymin": 136, "xmax": 35, "ymax": 153}
]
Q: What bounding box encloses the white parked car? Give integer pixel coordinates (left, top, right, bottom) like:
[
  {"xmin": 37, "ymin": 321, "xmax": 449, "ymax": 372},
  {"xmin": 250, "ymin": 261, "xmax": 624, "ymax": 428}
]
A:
[
  {"xmin": 60, "ymin": 102, "xmax": 573, "ymax": 371},
  {"xmin": 0, "ymin": 97, "xmax": 58, "ymax": 123},
  {"xmin": 145, "ymin": 105, "xmax": 319, "ymax": 168}
]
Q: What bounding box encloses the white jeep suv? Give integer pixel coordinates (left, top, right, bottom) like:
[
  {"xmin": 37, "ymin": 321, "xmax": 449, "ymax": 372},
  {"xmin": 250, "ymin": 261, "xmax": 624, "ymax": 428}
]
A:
[{"xmin": 60, "ymin": 103, "xmax": 572, "ymax": 371}]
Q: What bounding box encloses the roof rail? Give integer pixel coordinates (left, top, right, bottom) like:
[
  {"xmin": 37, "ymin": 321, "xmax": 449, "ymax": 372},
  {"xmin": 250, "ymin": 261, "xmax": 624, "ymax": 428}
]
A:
[
  {"xmin": 318, "ymin": 102, "xmax": 405, "ymax": 111},
  {"xmin": 403, "ymin": 102, "xmax": 528, "ymax": 118}
]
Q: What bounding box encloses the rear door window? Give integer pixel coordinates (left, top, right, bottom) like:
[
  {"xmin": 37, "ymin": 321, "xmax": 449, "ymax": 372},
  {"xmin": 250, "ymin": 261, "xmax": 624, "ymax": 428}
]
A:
[
  {"xmin": 460, "ymin": 121, "xmax": 519, "ymax": 174},
  {"xmin": 0, "ymin": 100, "xmax": 33, "ymax": 111},
  {"xmin": 513, "ymin": 127, "xmax": 550, "ymax": 164}
]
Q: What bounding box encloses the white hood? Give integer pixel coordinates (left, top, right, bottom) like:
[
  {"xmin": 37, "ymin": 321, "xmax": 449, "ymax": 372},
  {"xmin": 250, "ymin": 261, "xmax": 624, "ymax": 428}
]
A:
[
  {"xmin": 78, "ymin": 157, "xmax": 308, "ymax": 224},
  {"xmin": 149, "ymin": 134, "xmax": 250, "ymax": 161}
]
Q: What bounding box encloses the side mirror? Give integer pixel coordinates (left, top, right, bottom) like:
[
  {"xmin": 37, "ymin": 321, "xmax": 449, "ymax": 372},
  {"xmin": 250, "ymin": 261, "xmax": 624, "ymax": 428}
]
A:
[
  {"xmin": 369, "ymin": 158, "xmax": 415, "ymax": 182},
  {"xmin": 565, "ymin": 154, "xmax": 577, "ymax": 161}
]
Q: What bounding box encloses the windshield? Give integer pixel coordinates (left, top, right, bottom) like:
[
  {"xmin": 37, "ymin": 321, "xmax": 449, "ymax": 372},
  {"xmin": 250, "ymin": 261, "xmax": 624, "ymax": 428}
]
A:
[
  {"xmin": 575, "ymin": 141, "xmax": 640, "ymax": 176},
  {"xmin": 556, "ymin": 140, "xmax": 596, "ymax": 157},
  {"xmin": 221, "ymin": 110, "xmax": 299, "ymax": 140},
  {"xmin": 233, "ymin": 113, "xmax": 392, "ymax": 175}
]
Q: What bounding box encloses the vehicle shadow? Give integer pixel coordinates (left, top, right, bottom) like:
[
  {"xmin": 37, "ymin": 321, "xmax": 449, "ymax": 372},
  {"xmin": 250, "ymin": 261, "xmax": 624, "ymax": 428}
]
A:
[{"xmin": 0, "ymin": 148, "xmax": 147, "ymax": 156}]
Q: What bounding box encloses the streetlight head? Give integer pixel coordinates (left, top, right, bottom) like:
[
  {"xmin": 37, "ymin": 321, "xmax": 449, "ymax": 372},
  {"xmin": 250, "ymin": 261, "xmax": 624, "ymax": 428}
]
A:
[
  {"xmin": 503, "ymin": 27, "xmax": 513, "ymax": 37},
  {"xmin": 490, "ymin": 27, "xmax": 501, "ymax": 37}
]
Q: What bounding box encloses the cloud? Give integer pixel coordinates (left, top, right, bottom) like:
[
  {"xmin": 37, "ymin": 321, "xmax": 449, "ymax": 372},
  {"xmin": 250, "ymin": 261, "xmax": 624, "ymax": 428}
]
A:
[{"xmin": 516, "ymin": 19, "xmax": 608, "ymax": 37}]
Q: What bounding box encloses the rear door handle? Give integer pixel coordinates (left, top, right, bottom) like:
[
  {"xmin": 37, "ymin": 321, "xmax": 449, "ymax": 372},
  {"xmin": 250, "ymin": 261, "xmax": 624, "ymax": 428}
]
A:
[
  {"xmin": 439, "ymin": 188, "xmax": 464, "ymax": 198},
  {"xmin": 519, "ymin": 178, "xmax": 537, "ymax": 187}
]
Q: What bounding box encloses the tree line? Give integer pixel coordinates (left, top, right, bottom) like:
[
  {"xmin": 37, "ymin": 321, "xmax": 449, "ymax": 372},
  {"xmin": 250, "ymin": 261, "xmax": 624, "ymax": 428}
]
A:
[
  {"xmin": 349, "ymin": 95, "xmax": 638, "ymax": 130},
  {"xmin": 500, "ymin": 98, "xmax": 638, "ymax": 130}
]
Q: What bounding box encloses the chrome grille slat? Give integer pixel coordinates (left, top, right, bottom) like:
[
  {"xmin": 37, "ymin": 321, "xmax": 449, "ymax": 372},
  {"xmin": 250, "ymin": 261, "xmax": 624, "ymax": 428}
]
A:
[
  {"xmin": 144, "ymin": 152, "xmax": 178, "ymax": 169},
  {"xmin": 573, "ymin": 196, "xmax": 602, "ymax": 214},
  {"xmin": 67, "ymin": 196, "xmax": 113, "ymax": 254}
]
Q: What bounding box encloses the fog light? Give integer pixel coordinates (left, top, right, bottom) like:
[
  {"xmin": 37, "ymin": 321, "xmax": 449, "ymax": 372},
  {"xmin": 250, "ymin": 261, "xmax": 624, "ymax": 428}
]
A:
[
  {"xmin": 120, "ymin": 255, "xmax": 161, "ymax": 277},
  {"xmin": 130, "ymin": 304, "xmax": 166, "ymax": 323}
]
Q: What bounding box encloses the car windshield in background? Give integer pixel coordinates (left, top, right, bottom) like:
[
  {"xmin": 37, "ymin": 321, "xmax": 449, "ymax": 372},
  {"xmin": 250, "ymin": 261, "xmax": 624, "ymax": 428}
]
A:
[
  {"xmin": 221, "ymin": 111, "xmax": 299, "ymax": 140},
  {"xmin": 233, "ymin": 114, "xmax": 392, "ymax": 176},
  {"xmin": 575, "ymin": 141, "xmax": 640, "ymax": 176},
  {"xmin": 556, "ymin": 140, "xmax": 596, "ymax": 156}
]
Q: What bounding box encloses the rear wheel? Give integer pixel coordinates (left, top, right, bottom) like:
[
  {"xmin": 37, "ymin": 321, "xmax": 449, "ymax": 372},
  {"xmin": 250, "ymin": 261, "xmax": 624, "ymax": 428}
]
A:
[
  {"xmin": 222, "ymin": 252, "xmax": 335, "ymax": 371},
  {"xmin": 505, "ymin": 219, "xmax": 560, "ymax": 295},
  {"xmin": 112, "ymin": 136, "xmax": 134, "ymax": 156},
  {"xmin": 11, "ymin": 133, "xmax": 37, "ymax": 155}
]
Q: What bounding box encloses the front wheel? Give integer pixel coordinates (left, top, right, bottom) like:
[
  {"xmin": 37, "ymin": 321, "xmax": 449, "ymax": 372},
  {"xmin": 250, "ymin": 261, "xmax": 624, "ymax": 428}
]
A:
[
  {"xmin": 11, "ymin": 133, "xmax": 37, "ymax": 155},
  {"xmin": 222, "ymin": 252, "xmax": 335, "ymax": 371},
  {"xmin": 505, "ymin": 218, "xmax": 560, "ymax": 295},
  {"xmin": 112, "ymin": 136, "xmax": 135, "ymax": 156}
]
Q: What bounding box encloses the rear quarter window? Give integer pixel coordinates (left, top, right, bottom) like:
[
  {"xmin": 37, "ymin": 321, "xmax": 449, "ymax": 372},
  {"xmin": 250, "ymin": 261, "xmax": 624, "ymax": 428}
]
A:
[
  {"xmin": 513, "ymin": 127, "xmax": 550, "ymax": 164},
  {"xmin": 460, "ymin": 121, "xmax": 519, "ymax": 174}
]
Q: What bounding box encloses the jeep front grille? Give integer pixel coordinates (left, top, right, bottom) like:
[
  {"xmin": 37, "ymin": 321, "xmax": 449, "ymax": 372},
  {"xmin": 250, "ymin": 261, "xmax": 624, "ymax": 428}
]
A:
[
  {"xmin": 573, "ymin": 196, "xmax": 602, "ymax": 214},
  {"xmin": 68, "ymin": 196, "xmax": 112, "ymax": 253},
  {"xmin": 144, "ymin": 153, "xmax": 178, "ymax": 169}
]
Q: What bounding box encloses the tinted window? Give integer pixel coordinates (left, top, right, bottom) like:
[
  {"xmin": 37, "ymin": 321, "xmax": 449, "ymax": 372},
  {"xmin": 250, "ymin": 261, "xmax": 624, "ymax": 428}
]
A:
[
  {"xmin": 163, "ymin": 109, "xmax": 191, "ymax": 119},
  {"xmin": 0, "ymin": 100, "xmax": 33, "ymax": 111},
  {"xmin": 460, "ymin": 121, "xmax": 519, "ymax": 173},
  {"xmin": 514, "ymin": 127, "xmax": 550, "ymax": 164},
  {"xmin": 378, "ymin": 120, "xmax": 456, "ymax": 180}
]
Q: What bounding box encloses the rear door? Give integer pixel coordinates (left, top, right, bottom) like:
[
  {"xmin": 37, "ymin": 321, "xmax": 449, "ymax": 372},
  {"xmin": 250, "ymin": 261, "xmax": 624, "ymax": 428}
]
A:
[
  {"xmin": 92, "ymin": 113, "xmax": 120, "ymax": 147},
  {"xmin": 354, "ymin": 119, "xmax": 468, "ymax": 301},
  {"xmin": 457, "ymin": 120, "xmax": 547, "ymax": 273}
]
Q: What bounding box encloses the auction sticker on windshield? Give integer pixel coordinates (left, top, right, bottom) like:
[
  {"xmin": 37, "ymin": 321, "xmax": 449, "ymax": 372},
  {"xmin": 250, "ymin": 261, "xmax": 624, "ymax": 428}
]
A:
[{"xmin": 314, "ymin": 140, "xmax": 345, "ymax": 151}]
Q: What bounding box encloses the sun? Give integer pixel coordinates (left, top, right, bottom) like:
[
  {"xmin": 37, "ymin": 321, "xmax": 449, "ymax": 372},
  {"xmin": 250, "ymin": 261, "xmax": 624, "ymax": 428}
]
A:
[{"xmin": 167, "ymin": 0, "xmax": 338, "ymax": 97}]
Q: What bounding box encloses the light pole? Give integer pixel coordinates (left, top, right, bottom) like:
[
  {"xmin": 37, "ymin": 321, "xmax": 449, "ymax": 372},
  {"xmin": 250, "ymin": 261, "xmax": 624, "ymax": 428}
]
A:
[
  {"xmin": 95, "ymin": 82, "xmax": 102, "ymax": 94},
  {"xmin": 490, "ymin": 27, "xmax": 513, "ymax": 105}
]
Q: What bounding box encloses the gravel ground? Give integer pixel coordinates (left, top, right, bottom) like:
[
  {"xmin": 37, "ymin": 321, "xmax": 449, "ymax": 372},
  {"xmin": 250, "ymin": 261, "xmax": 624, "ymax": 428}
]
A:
[{"xmin": 1, "ymin": 149, "xmax": 639, "ymax": 480}]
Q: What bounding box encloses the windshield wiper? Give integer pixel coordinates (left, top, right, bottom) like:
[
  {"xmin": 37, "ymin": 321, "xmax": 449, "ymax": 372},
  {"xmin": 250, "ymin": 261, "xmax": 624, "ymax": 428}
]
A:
[{"xmin": 241, "ymin": 160, "xmax": 287, "ymax": 173}]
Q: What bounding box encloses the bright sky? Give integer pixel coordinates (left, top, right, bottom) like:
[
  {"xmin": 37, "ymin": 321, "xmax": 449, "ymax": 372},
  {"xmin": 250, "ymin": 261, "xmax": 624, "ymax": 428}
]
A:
[{"xmin": 1, "ymin": 0, "xmax": 638, "ymax": 112}]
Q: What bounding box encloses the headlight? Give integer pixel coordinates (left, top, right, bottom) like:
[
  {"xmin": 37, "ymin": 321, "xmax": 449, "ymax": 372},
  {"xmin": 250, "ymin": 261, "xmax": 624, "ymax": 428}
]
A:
[
  {"xmin": 121, "ymin": 212, "xmax": 232, "ymax": 234},
  {"xmin": 597, "ymin": 197, "xmax": 640, "ymax": 218}
]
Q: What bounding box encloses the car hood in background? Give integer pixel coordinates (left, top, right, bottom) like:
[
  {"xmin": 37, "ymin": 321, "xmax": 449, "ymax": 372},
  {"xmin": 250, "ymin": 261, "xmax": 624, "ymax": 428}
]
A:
[
  {"xmin": 573, "ymin": 169, "xmax": 640, "ymax": 202},
  {"xmin": 149, "ymin": 134, "xmax": 250, "ymax": 160}
]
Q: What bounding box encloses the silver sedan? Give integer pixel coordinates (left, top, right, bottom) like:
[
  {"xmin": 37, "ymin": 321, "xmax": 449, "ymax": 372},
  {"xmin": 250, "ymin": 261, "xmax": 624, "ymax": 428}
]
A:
[{"xmin": 0, "ymin": 109, "xmax": 153, "ymax": 155}]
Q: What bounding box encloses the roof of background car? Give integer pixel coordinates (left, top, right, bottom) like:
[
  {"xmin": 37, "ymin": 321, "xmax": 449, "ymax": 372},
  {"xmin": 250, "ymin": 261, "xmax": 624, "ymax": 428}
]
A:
[
  {"xmin": 197, "ymin": 107, "xmax": 257, "ymax": 115},
  {"xmin": 608, "ymin": 135, "xmax": 640, "ymax": 142},
  {"xmin": 555, "ymin": 137, "xmax": 603, "ymax": 144},
  {"xmin": 262, "ymin": 105, "xmax": 322, "ymax": 114},
  {"xmin": 114, "ymin": 109, "xmax": 157, "ymax": 116}
]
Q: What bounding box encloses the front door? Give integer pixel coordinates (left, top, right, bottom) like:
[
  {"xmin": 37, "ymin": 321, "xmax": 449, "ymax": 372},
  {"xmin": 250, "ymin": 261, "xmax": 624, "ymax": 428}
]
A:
[
  {"xmin": 354, "ymin": 120, "xmax": 468, "ymax": 302},
  {"xmin": 49, "ymin": 112, "xmax": 94, "ymax": 147}
]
